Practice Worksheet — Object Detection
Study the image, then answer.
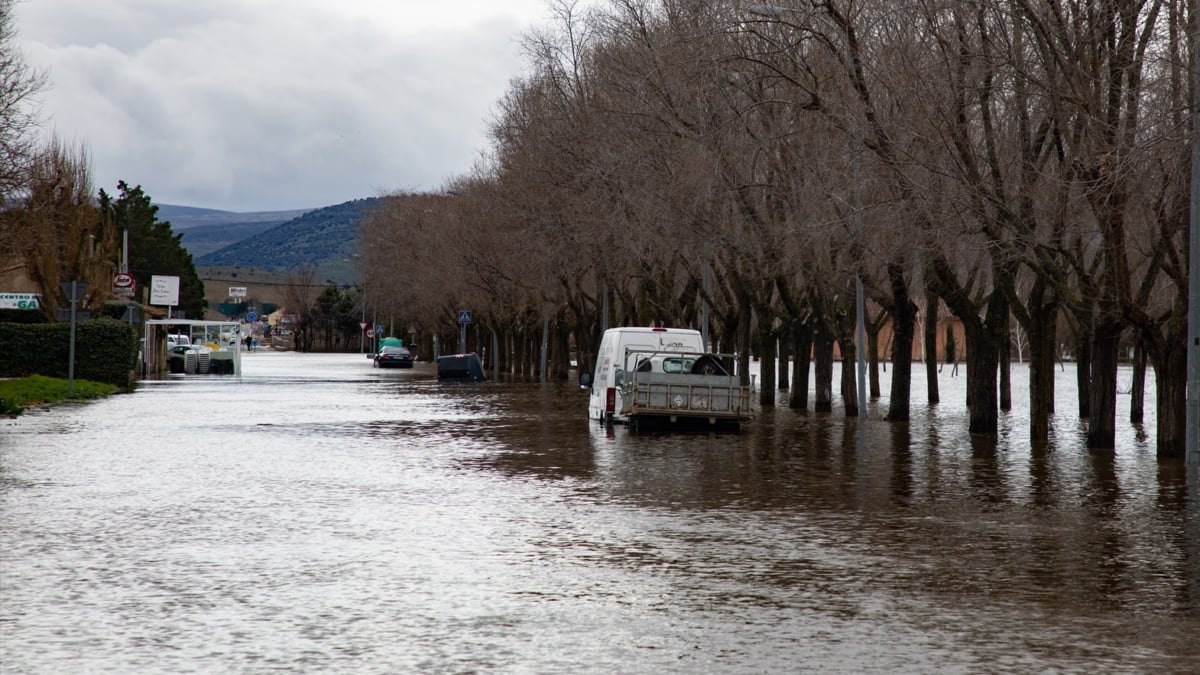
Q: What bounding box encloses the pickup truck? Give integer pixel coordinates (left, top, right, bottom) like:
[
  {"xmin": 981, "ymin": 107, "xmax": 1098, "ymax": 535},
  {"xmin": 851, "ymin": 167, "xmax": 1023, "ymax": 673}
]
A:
[
  {"xmin": 615, "ymin": 349, "xmax": 752, "ymax": 431},
  {"xmin": 581, "ymin": 326, "xmax": 752, "ymax": 431}
]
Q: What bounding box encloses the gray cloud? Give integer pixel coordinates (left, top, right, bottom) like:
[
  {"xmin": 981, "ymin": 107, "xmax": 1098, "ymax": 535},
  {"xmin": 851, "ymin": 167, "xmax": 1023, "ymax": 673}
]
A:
[{"xmin": 15, "ymin": 1, "xmax": 548, "ymax": 211}]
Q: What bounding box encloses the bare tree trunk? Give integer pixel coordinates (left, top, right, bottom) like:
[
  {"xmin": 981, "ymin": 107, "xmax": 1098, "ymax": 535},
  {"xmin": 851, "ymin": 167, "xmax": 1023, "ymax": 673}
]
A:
[
  {"xmin": 1150, "ymin": 343, "xmax": 1187, "ymax": 457},
  {"xmin": 1130, "ymin": 343, "xmax": 1145, "ymax": 425},
  {"xmin": 1027, "ymin": 294, "xmax": 1059, "ymax": 444},
  {"xmin": 840, "ymin": 307, "xmax": 859, "ymax": 417},
  {"xmin": 886, "ymin": 260, "xmax": 917, "ymax": 421},
  {"xmin": 837, "ymin": 333, "xmax": 859, "ymax": 418},
  {"xmin": 758, "ymin": 316, "xmax": 777, "ymax": 406},
  {"xmin": 1074, "ymin": 322, "xmax": 1093, "ymax": 419},
  {"xmin": 887, "ymin": 299, "xmax": 916, "ymax": 422},
  {"xmin": 1086, "ymin": 321, "xmax": 1122, "ymax": 449},
  {"xmin": 867, "ymin": 322, "xmax": 881, "ymax": 399},
  {"xmin": 777, "ymin": 329, "xmax": 790, "ymax": 392},
  {"xmin": 964, "ymin": 328, "xmax": 1000, "ymax": 435},
  {"xmin": 813, "ymin": 322, "xmax": 834, "ymax": 413},
  {"xmin": 1019, "ymin": 276, "xmax": 1060, "ymax": 443},
  {"xmin": 789, "ymin": 320, "xmax": 813, "ymax": 410},
  {"xmin": 999, "ymin": 318, "xmax": 1012, "ymax": 412},
  {"xmin": 924, "ymin": 288, "xmax": 940, "ymax": 404}
]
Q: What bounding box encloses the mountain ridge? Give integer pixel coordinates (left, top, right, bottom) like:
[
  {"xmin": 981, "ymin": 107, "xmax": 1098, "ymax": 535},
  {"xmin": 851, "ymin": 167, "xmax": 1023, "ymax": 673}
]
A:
[
  {"xmin": 190, "ymin": 197, "xmax": 381, "ymax": 285},
  {"xmin": 157, "ymin": 204, "xmax": 313, "ymax": 230}
]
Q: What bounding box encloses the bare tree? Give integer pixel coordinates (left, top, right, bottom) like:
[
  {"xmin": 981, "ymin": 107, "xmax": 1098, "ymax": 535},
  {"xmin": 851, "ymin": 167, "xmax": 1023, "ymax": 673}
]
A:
[
  {"xmin": 7, "ymin": 137, "xmax": 111, "ymax": 319},
  {"xmin": 0, "ymin": 0, "xmax": 45, "ymax": 208}
]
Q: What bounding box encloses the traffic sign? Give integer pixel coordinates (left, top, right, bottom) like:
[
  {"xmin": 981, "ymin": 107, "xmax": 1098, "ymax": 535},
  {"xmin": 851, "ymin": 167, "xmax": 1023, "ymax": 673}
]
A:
[
  {"xmin": 458, "ymin": 309, "xmax": 473, "ymax": 325},
  {"xmin": 112, "ymin": 273, "xmax": 135, "ymax": 297},
  {"xmin": 366, "ymin": 329, "xmax": 375, "ymax": 338},
  {"xmin": 246, "ymin": 311, "xmax": 258, "ymax": 322},
  {"xmin": 360, "ymin": 322, "xmax": 368, "ymax": 331}
]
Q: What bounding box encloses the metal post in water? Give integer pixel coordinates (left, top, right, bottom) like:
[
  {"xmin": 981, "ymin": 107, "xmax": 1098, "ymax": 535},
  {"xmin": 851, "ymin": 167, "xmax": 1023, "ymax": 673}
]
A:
[
  {"xmin": 856, "ymin": 274, "xmax": 867, "ymax": 415},
  {"xmin": 540, "ymin": 310, "xmax": 549, "ymax": 384},
  {"xmin": 67, "ymin": 280, "xmax": 77, "ymax": 397},
  {"xmin": 852, "ymin": 131, "xmax": 867, "ymax": 418},
  {"xmin": 492, "ymin": 330, "xmax": 500, "ymax": 381},
  {"xmin": 1187, "ymin": 24, "xmax": 1200, "ymax": 466},
  {"xmin": 601, "ymin": 285, "xmax": 609, "ymax": 334},
  {"xmin": 702, "ymin": 266, "xmax": 711, "ymax": 351}
]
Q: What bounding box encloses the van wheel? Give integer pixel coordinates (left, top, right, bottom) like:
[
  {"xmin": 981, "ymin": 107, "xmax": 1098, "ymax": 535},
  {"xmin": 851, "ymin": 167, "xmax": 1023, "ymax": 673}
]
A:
[{"xmin": 628, "ymin": 418, "xmax": 639, "ymax": 433}]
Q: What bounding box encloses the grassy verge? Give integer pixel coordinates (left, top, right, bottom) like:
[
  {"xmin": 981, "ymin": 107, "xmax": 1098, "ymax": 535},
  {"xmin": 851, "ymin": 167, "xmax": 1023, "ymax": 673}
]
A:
[{"xmin": 0, "ymin": 375, "xmax": 119, "ymax": 416}]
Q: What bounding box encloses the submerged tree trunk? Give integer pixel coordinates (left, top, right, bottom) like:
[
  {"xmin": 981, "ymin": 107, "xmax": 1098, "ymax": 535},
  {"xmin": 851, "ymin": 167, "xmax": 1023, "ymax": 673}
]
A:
[
  {"xmin": 888, "ymin": 299, "xmax": 916, "ymax": 422},
  {"xmin": 999, "ymin": 319, "xmax": 1012, "ymax": 412},
  {"xmin": 1086, "ymin": 321, "xmax": 1122, "ymax": 450},
  {"xmin": 924, "ymin": 288, "xmax": 940, "ymax": 404},
  {"xmin": 778, "ymin": 328, "xmax": 790, "ymax": 392},
  {"xmin": 1027, "ymin": 294, "xmax": 1059, "ymax": 444},
  {"xmin": 1130, "ymin": 344, "xmax": 1145, "ymax": 425},
  {"xmin": 964, "ymin": 328, "xmax": 1000, "ymax": 435},
  {"xmin": 1150, "ymin": 343, "xmax": 1187, "ymax": 458},
  {"xmin": 838, "ymin": 334, "xmax": 859, "ymax": 417},
  {"xmin": 790, "ymin": 320, "xmax": 813, "ymax": 410},
  {"xmin": 1074, "ymin": 318, "xmax": 1093, "ymax": 419},
  {"xmin": 867, "ymin": 314, "xmax": 881, "ymax": 399},
  {"xmin": 813, "ymin": 322, "xmax": 834, "ymax": 413},
  {"xmin": 930, "ymin": 256, "xmax": 1007, "ymax": 435},
  {"xmin": 759, "ymin": 321, "xmax": 777, "ymax": 407}
]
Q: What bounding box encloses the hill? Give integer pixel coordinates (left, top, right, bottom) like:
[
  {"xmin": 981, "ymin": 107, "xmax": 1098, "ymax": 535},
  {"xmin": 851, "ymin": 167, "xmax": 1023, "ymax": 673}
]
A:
[
  {"xmin": 177, "ymin": 220, "xmax": 288, "ymax": 259},
  {"xmin": 194, "ymin": 198, "xmax": 381, "ymax": 285},
  {"xmin": 157, "ymin": 204, "xmax": 311, "ymax": 230}
]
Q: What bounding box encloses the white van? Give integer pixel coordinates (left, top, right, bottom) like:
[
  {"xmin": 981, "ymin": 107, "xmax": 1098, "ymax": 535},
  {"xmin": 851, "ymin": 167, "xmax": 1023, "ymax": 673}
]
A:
[{"xmin": 580, "ymin": 326, "xmax": 706, "ymax": 423}]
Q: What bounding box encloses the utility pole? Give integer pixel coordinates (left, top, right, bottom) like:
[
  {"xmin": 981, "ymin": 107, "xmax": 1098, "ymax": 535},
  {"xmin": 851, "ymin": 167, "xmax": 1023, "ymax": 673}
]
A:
[{"xmin": 1187, "ymin": 24, "xmax": 1200, "ymax": 466}]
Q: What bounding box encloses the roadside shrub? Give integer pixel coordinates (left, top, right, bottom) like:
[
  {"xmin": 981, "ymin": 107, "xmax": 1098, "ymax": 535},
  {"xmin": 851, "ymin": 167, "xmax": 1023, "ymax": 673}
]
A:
[{"xmin": 0, "ymin": 318, "xmax": 138, "ymax": 388}]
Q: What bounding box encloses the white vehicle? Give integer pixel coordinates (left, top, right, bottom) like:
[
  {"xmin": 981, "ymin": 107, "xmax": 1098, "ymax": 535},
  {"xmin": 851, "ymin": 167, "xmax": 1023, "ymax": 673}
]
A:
[{"xmin": 580, "ymin": 326, "xmax": 752, "ymax": 431}]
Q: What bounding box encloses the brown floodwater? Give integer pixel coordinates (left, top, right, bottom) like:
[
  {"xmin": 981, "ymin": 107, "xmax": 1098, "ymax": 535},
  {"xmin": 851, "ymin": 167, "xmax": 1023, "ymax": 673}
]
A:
[{"xmin": 2, "ymin": 351, "xmax": 1197, "ymax": 673}]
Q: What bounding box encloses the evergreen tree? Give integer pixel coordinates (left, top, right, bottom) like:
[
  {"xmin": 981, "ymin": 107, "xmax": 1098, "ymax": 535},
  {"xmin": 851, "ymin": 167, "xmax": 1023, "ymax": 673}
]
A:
[{"xmin": 100, "ymin": 181, "xmax": 206, "ymax": 318}]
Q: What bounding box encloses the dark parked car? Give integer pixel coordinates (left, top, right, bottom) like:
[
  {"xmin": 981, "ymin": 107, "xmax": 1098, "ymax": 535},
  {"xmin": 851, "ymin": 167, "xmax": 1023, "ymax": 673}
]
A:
[
  {"xmin": 374, "ymin": 345, "xmax": 413, "ymax": 368},
  {"xmin": 436, "ymin": 353, "xmax": 486, "ymax": 382}
]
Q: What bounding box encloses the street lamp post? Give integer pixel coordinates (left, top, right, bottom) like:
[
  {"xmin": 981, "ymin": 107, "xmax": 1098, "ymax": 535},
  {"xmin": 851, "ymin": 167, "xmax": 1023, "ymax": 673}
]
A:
[
  {"xmin": 360, "ymin": 287, "xmax": 367, "ymax": 355},
  {"xmin": 1187, "ymin": 24, "xmax": 1200, "ymax": 466}
]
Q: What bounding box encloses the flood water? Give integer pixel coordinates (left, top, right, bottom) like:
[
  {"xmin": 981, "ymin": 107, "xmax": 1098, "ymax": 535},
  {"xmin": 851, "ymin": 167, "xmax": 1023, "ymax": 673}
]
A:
[{"xmin": 2, "ymin": 351, "xmax": 1198, "ymax": 673}]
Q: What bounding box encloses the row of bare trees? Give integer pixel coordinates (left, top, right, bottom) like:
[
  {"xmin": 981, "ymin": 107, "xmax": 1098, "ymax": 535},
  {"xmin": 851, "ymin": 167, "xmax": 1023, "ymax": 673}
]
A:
[{"xmin": 359, "ymin": 0, "xmax": 1193, "ymax": 458}]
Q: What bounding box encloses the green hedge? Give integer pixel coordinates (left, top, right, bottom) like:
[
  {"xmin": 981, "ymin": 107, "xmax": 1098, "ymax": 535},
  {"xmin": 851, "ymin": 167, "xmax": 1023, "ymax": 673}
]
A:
[{"xmin": 0, "ymin": 318, "xmax": 139, "ymax": 389}]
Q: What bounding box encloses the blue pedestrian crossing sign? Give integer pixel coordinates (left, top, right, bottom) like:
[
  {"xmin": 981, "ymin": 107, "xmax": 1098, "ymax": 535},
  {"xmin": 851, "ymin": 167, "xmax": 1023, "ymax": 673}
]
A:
[{"xmin": 458, "ymin": 310, "xmax": 472, "ymax": 325}]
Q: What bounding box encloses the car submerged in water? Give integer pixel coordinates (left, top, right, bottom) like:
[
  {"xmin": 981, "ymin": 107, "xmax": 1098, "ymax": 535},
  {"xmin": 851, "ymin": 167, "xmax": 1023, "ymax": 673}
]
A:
[{"xmin": 374, "ymin": 345, "xmax": 414, "ymax": 368}]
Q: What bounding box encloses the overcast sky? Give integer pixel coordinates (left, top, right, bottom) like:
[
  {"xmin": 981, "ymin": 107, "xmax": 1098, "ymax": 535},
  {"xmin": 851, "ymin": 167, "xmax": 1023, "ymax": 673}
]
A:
[{"xmin": 14, "ymin": 0, "xmax": 555, "ymax": 213}]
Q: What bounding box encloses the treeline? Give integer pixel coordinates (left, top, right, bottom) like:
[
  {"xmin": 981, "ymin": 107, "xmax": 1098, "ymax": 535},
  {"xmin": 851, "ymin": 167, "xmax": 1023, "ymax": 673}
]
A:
[{"xmin": 359, "ymin": 0, "xmax": 1192, "ymax": 458}]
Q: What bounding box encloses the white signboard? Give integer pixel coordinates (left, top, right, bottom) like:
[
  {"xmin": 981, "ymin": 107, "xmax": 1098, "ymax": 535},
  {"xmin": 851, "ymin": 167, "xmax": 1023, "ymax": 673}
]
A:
[
  {"xmin": 229, "ymin": 286, "xmax": 247, "ymax": 298},
  {"xmin": 0, "ymin": 292, "xmax": 41, "ymax": 310},
  {"xmin": 150, "ymin": 275, "xmax": 180, "ymax": 306}
]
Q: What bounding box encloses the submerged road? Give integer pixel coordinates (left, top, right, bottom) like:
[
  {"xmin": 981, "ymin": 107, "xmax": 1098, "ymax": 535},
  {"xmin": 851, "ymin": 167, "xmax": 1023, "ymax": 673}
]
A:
[{"xmin": 2, "ymin": 351, "xmax": 1197, "ymax": 672}]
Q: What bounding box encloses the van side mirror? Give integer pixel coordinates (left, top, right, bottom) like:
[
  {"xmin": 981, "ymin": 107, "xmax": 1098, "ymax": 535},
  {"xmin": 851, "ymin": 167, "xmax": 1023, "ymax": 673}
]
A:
[{"xmin": 579, "ymin": 372, "xmax": 592, "ymax": 389}]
